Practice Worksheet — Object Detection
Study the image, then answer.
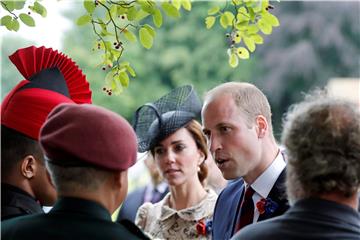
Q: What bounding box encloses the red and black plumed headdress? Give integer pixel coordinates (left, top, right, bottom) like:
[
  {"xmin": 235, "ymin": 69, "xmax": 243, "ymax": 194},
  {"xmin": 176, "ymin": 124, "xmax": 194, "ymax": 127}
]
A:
[{"xmin": 1, "ymin": 46, "xmax": 92, "ymax": 140}]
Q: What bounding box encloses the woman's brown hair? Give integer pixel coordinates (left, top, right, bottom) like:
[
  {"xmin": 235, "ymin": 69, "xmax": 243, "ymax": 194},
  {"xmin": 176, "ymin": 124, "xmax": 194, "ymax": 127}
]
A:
[{"xmin": 184, "ymin": 119, "xmax": 208, "ymax": 185}]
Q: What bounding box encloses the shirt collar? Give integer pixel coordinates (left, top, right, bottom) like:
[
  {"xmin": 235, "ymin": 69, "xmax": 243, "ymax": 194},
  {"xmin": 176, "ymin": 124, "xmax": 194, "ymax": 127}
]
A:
[{"xmin": 248, "ymin": 149, "xmax": 286, "ymax": 198}]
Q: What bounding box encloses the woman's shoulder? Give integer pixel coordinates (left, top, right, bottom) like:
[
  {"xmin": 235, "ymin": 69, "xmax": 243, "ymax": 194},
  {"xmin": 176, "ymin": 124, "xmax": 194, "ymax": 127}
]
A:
[
  {"xmin": 137, "ymin": 194, "xmax": 170, "ymax": 218},
  {"xmin": 135, "ymin": 201, "xmax": 165, "ymax": 230}
]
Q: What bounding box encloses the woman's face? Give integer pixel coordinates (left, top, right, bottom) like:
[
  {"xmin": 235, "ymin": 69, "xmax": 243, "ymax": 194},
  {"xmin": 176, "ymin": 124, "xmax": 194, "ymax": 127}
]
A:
[{"xmin": 153, "ymin": 127, "xmax": 204, "ymax": 187}]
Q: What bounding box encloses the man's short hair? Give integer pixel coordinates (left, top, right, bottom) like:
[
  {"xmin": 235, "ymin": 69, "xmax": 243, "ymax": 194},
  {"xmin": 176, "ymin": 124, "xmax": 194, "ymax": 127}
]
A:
[
  {"xmin": 282, "ymin": 91, "xmax": 360, "ymax": 201},
  {"xmin": 205, "ymin": 82, "xmax": 273, "ymax": 130},
  {"xmin": 46, "ymin": 162, "xmax": 111, "ymax": 193},
  {"xmin": 1, "ymin": 125, "xmax": 44, "ymax": 178}
]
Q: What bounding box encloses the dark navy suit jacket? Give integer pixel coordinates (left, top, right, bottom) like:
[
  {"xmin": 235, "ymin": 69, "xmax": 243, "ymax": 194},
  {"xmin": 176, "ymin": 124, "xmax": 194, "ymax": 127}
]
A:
[
  {"xmin": 233, "ymin": 198, "xmax": 360, "ymax": 240},
  {"xmin": 212, "ymin": 169, "xmax": 289, "ymax": 240}
]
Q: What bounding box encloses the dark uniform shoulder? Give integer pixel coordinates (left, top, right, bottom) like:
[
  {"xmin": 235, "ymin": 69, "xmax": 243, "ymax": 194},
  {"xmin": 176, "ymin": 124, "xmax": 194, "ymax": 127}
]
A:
[{"xmin": 118, "ymin": 219, "xmax": 150, "ymax": 240}]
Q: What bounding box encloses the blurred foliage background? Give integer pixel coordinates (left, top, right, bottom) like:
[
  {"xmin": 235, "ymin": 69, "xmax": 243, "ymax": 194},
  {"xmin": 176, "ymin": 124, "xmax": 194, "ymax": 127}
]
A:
[{"xmin": 2, "ymin": 1, "xmax": 359, "ymax": 139}]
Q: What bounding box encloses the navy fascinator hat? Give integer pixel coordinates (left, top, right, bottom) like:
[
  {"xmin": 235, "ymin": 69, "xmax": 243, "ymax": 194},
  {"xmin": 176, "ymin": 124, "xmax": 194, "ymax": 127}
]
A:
[{"xmin": 133, "ymin": 85, "xmax": 202, "ymax": 153}]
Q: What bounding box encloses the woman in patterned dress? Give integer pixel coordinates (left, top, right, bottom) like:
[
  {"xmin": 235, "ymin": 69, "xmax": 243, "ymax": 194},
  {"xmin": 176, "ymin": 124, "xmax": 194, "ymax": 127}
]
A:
[{"xmin": 133, "ymin": 85, "xmax": 217, "ymax": 239}]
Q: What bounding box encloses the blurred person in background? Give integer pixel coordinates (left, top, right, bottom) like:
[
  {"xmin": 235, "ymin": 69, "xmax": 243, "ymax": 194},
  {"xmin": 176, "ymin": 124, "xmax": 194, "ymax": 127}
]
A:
[
  {"xmin": 133, "ymin": 85, "xmax": 217, "ymax": 239},
  {"xmin": 234, "ymin": 91, "xmax": 360, "ymax": 239},
  {"xmin": 1, "ymin": 104, "xmax": 149, "ymax": 240},
  {"xmin": 1, "ymin": 46, "xmax": 92, "ymax": 220},
  {"xmin": 117, "ymin": 154, "xmax": 168, "ymax": 222}
]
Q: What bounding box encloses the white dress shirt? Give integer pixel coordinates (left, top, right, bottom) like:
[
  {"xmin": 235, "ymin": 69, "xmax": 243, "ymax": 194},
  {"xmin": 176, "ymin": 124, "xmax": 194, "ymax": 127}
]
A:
[{"xmin": 244, "ymin": 150, "xmax": 286, "ymax": 222}]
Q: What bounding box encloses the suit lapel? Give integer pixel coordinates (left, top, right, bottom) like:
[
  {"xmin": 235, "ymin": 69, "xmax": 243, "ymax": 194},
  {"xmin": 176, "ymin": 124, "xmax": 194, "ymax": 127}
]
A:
[
  {"xmin": 258, "ymin": 169, "xmax": 289, "ymax": 221},
  {"xmin": 230, "ymin": 183, "xmax": 245, "ymax": 236}
]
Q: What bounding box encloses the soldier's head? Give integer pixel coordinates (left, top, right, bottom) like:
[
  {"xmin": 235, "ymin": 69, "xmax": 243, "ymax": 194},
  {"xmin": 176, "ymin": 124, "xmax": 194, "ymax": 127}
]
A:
[{"xmin": 40, "ymin": 103, "xmax": 138, "ymax": 213}]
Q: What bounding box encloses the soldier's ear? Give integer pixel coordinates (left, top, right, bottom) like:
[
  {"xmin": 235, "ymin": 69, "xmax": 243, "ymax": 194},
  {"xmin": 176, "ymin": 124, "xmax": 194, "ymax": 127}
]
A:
[
  {"xmin": 112, "ymin": 170, "xmax": 128, "ymax": 189},
  {"xmin": 255, "ymin": 115, "xmax": 268, "ymax": 139},
  {"xmin": 20, "ymin": 155, "xmax": 37, "ymax": 179}
]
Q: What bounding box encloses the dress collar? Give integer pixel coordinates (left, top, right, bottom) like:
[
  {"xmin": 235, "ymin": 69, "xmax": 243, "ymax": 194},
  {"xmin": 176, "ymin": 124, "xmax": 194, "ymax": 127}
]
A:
[{"xmin": 159, "ymin": 189, "xmax": 217, "ymax": 221}]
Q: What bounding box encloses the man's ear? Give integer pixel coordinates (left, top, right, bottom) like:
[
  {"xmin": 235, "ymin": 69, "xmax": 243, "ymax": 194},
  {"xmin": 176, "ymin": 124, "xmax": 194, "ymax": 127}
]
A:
[
  {"xmin": 112, "ymin": 170, "xmax": 128, "ymax": 189},
  {"xmin": 256, "ymin": 115, "xmax": 268, "ymax": 139},
  {"xmin": 20, "ymin": 155, "xmax": 37, "ymax": 179}
]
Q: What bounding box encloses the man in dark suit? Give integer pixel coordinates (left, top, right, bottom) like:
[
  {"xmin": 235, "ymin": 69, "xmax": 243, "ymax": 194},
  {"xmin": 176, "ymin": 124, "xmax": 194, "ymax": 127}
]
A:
[
  {"xmin": 202, "ymin": 82, "xmax": 289, "ymax": 239},
  {"xmin": 234, "ymin": 92, "xmax": 360, "ymax": 239},
  {"xmin": 1, "ymin": 46, "xmax": 92, "ymax": 220},
  {"xmin": 2, "ymin": 104, "xmax": 149, "ymax": 240},
  {"xmin": 117, "ymin": 154, "xmax": 168, "ymax": 222}
]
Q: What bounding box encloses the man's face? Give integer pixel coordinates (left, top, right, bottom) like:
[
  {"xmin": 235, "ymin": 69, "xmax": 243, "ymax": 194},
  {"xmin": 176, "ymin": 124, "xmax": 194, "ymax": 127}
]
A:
[{"xmin": 202, "ymin": 94, "xmax": 262, "ymax": 180}]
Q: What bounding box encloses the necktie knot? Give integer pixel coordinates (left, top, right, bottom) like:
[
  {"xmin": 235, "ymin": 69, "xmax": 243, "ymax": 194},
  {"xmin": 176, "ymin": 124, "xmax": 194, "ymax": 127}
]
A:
[{"xmin": 244, "ymin": 186, "xmax": 255, "ymax": 199}]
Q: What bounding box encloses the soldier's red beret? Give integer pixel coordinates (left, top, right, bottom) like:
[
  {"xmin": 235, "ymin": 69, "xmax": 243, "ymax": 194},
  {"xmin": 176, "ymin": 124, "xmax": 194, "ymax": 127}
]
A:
[{"xmin": 39, "ymin": 103, "xmax": 137, "ymax": 171}]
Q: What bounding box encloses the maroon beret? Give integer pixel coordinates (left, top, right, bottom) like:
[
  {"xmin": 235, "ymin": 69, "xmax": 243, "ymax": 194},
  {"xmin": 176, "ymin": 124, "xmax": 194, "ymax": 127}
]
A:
[{"xmin": 39, "ymin": 103, "xmax": 137, "ymax": 171}]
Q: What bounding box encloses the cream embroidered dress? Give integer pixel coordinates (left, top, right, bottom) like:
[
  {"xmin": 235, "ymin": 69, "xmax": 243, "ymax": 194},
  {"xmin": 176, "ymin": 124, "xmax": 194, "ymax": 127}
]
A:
[{"xmin": 135, "ymin": 189, "xmax": 217, "ymax": 240}]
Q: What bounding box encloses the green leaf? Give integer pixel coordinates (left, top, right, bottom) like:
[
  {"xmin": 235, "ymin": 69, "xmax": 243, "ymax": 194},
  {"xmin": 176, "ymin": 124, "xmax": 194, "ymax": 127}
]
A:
[
  {"xmin": 84, "ymin": 0, "xmax": 95, "ymax": 14},
  {"xmin": 143, "ymin": 24, "xmax": 155, "ymax": 37},
  {"xmin": 1, "ymin": 1, "xmax": 15, "ymax": 11},
  {"xmin": 119, "ymin": 71, "xmax": 130, "ymax": 87},
  {"xmin": 181, "ymin": 0, "xmax": 191, "ymax": 11},
  {"xmin": 139, "ymin": 27, "xmax": 153, "ymax": 49},
  {"xmin": 244, "ymin": 36, "xmax": 256, "ymax": 52},
  {"xmin": 251, "ymin": 34, "xmax": 263, "ymax": 44},
  {"xmin": 208, "ymin": 6, "xmax": 220, "ymax": 15},
  {"xmin": 19, "ymin": 13, "xmax": 35, "ymax": 27},
  {"xmin": 109, "ymin": 4, "xmax": 117, "ymax": 18},
  {"xmin": 262, "ymin": 12, "xmax": 280, "ymax": 27},
  {"xmin": 32, "ymin": 1, "xmax": 47, "ymax": 17},
  {"xmin": 232, "ymin": 0, "xmax": 242, "ymax": 5},
  {"xmin": 125, "ymin": 65, "xmax": 136, "ymax": 77},
  {"xmin": 124, "ymin": 29, "xmax": 137, "ymax": 42},
  {"xmin": 161, "ymin": 2, "xmax": 180, "ymax": 18},
  {"xmin": 11, "ymin": 18, "xmax": 20, "ymax": 31},
  {"xmin": 246, "ymin": 25, "xmax": 259, "ymax": 34},
  {"xmin": 257, "ymin": 18, "xmax": 272, "ymax": 34},
  {"xmin": 229, "ymin": 53, "xmax": 239, "ymax": 68},
  {"xmin": 117, "ymin": 6, "xmax": 127, "ymax": 15},
  {"xmin": 205, "ymin": 16, "xmax": 215, "ymax": 29},
  {"xmin": 220, "ymin": 14, "xmax": 228, "ymax": 29},
  {"xmin": 249, "ymin": 8, "xmax": 255, "ymax": 21},
  {"xmin": 236, "ymin": 47, "xmax": 250, "ymax": 59},
  {"xmin": 220, "ymin": 11, "xmax": 234, "ymax": 28},
  {"xmin": 152, "ymin": 8, "xmax": 162, "ymax": 28},
  {"xmin": 1, "ymin": 15, "xmax": 12, "ymax": 26},
  {"xmin": 14, "ymin": 1, "xmax": 26, "ymax": 10},
  {"xmin": 139, "ymin": 1, "xmax": 155, "ymax": 14},
  {"xmin": 105, "ymin": 70, "xmax": 115, "ymax": 86},
  {"xmin": 172, "ymin": 0, "xmax": 181, "ymax": 10},
  {"xmin": 76, "ymin": 15, "xmax": 91, "ymax": 26},
  {"xmin": 127, "ymin": 6, "xmax": 137, "ymax": 21},
  {"xmin": 135, "ymin": 9, "xmax": 150, "ymax": 21}
]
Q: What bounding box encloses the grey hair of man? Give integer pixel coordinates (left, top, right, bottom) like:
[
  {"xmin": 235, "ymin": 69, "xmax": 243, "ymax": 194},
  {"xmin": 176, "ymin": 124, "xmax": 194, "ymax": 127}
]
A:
[
  {"xmin": 45, "ymin": 161, "xmax": 111, "ymax": 194},
  {"xmin": 282, "ymin": 90, "xmax": 360, "ymax": 204},
  {"xmin": 204, "ymin": 82, "xmax": 274, "ymax": 135}
]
